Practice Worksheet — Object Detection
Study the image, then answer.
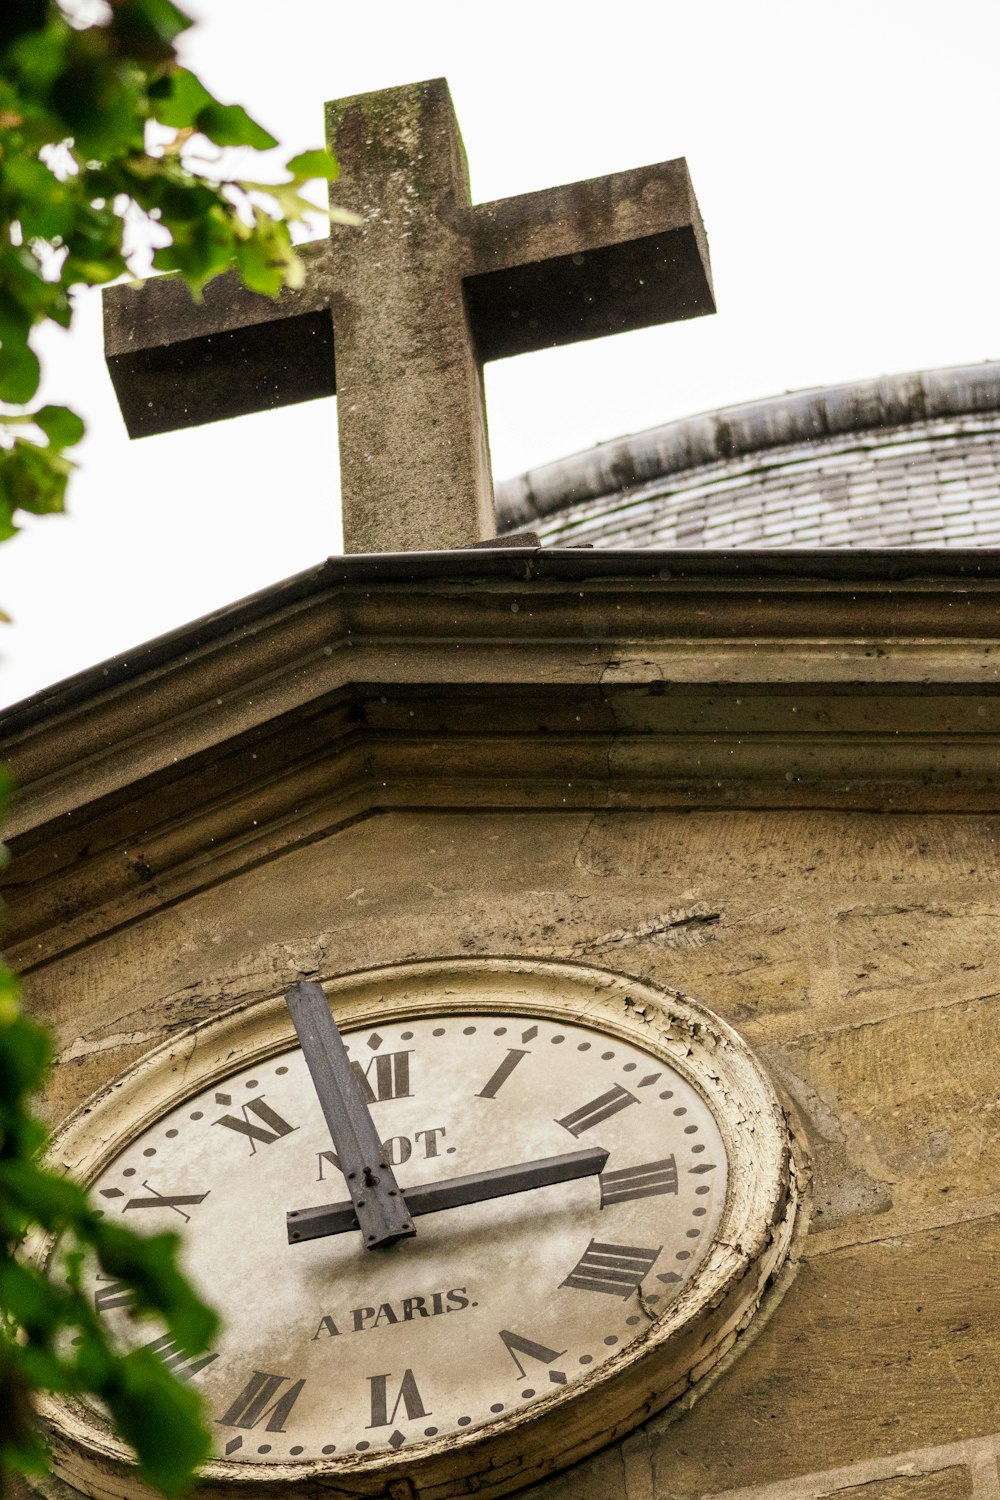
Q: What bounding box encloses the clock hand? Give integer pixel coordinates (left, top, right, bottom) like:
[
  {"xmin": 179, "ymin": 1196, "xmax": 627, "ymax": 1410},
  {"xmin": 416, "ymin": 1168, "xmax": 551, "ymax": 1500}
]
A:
[
  {"xmin": 284, "ymin": 980, "xmax": 416, "ymax": 1250},
  {"xmin": 285, "ymin": 1145, "xmax": 609, "ymax": 1244}
]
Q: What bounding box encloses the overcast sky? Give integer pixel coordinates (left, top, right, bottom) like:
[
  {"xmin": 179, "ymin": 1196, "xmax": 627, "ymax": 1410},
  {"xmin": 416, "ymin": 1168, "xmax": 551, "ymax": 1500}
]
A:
[{"xmin": 2, "ymin": 0, "xmax": 998, "ymax": 706}]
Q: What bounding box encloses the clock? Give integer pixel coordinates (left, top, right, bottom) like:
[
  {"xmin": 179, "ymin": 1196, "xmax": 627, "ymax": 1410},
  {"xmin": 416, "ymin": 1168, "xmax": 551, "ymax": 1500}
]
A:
[{"xmin": 37, "ymin": 959, "xmax": 801, "ymax": 1499}]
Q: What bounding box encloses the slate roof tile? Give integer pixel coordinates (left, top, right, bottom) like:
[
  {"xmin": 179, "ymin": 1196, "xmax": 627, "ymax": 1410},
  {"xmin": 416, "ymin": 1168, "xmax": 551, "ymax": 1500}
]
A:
[{"xmin": 501, "ymin": 362, "xmax": 1000, "ymax": 550}]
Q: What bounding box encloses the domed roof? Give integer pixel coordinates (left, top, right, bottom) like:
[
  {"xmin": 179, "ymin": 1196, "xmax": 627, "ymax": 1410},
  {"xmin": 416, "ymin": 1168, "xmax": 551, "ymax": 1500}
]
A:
[{"xmin": 496, "ymin": 362, "xmax": 1000, "ymax": 549}]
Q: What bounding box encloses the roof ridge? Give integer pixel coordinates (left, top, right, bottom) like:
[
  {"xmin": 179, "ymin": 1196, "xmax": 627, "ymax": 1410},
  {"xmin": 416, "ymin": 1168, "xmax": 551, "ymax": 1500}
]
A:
[{"xmin": 496, "ymin": 361, "xmax": 1000, "ymax": 529}]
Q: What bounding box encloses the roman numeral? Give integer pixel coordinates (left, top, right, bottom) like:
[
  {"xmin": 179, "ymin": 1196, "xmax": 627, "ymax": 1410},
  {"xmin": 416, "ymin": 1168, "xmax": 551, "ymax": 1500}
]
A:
[
  {"xmin": 498, "ymin": 1329, "xmax": 567, "ymax": 1379},
  {"xmin": 94, "ymin": 1276, "xmax": 134, "ymax": 1314},
  {"xmin": 555, "ymin": 1084, "xmax": 638, "ymax": 1137},
  {"xmin": 213, "ymin": 1098, "xmax": 298, "ymax": 1154},
  {"xmin": 142, "ymin": 1333, "xmax": 218, "ymax": 1382},
  {"xmin": 316, "ymin": 1148, "xmax": 342, "ymax": 1181},
  {"xmin": 121, "ymin": 1181, "xmax": 210, "ymax": 1222},
  {"xmin": 218, "ymin": 1371, "xmax": 305, "ymax": 1431},
  {"xmin": 476, "ymin": 1048, "xmax": 529, "ymax": 1100},
  {"xmin": 561, "ymin": 1239, "xmax": 662, "ymax": 1298},
  {"xmin": 352, "ymin": 1050, "xmax": 413, "ymax": 1104},
  {"xmin": 600, "ymin": 1156, "xmax": 678, "ymax": 1207},
  {"xmin": 366, "ymin": 1368, "xmax": 429, "ymax": 1428}
]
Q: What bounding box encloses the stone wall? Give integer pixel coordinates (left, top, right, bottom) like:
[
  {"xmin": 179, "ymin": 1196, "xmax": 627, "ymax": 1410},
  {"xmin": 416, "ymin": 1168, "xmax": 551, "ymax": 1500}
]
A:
[
  {"xmin": 7, "ymin": 555, "xmax": 1000, "ymax": 1498},
  {"xmin": 23, "ymin": 804, "xmax": 1000, "ymax": 1498}
]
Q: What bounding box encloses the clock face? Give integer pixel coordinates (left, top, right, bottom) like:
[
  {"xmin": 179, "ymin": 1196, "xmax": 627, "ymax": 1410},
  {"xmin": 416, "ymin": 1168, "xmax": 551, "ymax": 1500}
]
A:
[{"xmin": 86, "ymin": 1008, "xmax": 727, "ymax": 1464}]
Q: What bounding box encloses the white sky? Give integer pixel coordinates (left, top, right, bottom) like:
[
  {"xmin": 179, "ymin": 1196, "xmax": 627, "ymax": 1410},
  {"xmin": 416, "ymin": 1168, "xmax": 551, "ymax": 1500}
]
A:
[{"xmin": 2, "ymin": 0, "xmax": 999, "ymax": 706}]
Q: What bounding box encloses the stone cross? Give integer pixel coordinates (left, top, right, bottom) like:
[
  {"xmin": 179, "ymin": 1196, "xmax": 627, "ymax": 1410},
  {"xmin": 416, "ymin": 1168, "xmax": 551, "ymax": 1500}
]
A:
[{"xmin": 104, "ymin": 78, "xmax": 714, "ymax": 553}]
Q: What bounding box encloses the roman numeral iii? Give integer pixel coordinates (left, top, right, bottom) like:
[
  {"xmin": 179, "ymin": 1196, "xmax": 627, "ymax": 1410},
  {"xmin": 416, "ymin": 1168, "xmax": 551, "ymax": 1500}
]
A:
[
  {"xmin": 600, "ymin": 1156, "xmax": 678, "ymax": 1207},
  {"xmin": 561, "ymin": 1239, "xmax": 662, "ymax": 1298}
]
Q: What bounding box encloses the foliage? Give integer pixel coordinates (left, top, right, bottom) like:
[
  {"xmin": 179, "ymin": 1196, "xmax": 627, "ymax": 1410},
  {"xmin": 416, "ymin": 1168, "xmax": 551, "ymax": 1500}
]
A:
[
  {"xmin": 0, "ymin": 0, "xmax": 357, "ymax": 1493},
  {"xmin": 0, "ymin": 859, "xmax": 218, "ymax": 1495},
  {"xmin": 0, "ymin": 0, "xmax": 356, "ymax": 548}
]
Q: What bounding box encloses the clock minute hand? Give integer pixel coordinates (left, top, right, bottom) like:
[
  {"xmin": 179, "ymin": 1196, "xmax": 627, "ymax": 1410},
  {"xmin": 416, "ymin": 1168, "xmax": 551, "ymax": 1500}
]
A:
[
  {"xmin": 285, "ymin": 1145, "xmax": 609, "ymax": 1244},
  {"xmin": 284, "ymin": 980, "xmax": 416, "ymax": 1250}
]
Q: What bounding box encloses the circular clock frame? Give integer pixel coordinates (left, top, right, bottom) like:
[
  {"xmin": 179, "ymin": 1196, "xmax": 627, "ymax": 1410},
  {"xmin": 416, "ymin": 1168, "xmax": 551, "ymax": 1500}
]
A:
[{"xmin": 35, "ymin": 957, "xmax": 802, "ymax": 1500}]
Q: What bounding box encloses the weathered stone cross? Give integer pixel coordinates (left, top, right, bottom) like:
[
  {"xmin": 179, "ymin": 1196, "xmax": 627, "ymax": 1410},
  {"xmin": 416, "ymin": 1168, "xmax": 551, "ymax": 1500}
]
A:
[{"xmin": 104, "ymin": 78, "xmax": 714, "ymax": 553}]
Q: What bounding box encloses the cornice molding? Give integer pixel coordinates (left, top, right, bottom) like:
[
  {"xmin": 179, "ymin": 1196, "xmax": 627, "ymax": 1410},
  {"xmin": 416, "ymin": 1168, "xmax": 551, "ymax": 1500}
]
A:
[{"xmin": 4, "ymin": 555, "xmax": 1000, "ymax": 969}]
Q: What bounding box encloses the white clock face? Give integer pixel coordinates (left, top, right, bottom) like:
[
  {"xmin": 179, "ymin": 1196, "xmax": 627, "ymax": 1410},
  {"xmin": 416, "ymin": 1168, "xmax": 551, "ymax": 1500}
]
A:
[{"xmin": 86, "ymin": 1009, "xmax": 727, "ymax": 1464}]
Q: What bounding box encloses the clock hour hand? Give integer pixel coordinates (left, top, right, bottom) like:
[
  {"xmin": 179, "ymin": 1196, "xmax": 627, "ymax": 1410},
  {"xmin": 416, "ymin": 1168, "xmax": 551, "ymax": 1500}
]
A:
[
  {"xmin": 284, "ymin": 980, "xmax": 415, "ymax": 1250},
  {"xmin": 286, "ymin": 1145, "xmax": 609, "ymax": 1244}
]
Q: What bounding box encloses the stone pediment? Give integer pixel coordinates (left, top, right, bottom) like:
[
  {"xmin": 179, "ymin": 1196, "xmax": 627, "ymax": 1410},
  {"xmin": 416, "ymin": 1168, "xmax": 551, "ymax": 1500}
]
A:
[{"xmin": 4, "ymin": 548, "xmax": 1000, "ymax": 971}]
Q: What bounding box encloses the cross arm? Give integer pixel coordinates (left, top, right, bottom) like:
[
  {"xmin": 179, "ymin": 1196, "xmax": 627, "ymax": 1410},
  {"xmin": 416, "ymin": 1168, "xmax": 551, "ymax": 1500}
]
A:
[
  {"xmin": 464, "ymin": 158, "xmax": 714, "ymax": 363},
  {"xmin": 102, "ymin": 245, "xmax": 336, "ymax": 438}
]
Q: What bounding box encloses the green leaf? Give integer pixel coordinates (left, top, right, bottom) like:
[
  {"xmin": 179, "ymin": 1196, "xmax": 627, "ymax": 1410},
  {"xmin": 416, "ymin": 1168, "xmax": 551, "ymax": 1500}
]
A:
[
  {"xmin": 0, "ymin": 340, "xmax": 40, "ymax": 403},
  {"xmin": 150, "ymin": 67, "xmax": 212, "ymax": 130},
  {"xmin": 92, "ymin": 1222, "xmax": 217, "ymax": 1353},
  {"xmin": 0, "ymin": 0, "xmax": 48, "ymax": 51},
  {"xmin": 106, "ymin": 0, "xmax": 189, "ymax": 67},
  {"xmin": 0, "ymin": 440, "xmax": 71, "ymax": 517},
  {"xmin": 0, "ymin": 1161, "xmax": 90, "ymax": 1230},
  {"xmin": 286, "ymin": 148, "xmax": 339, "ymax": 181},
  {"xmin": 33, "ymin": 404, "xmax": 84, "ymax": 450},
  {"xmin": 0, "ymin": 1259, "xmax": 63, "ymax": 1334},
  {"xmin": 108, "ymin": 1347, "xmax": 211, "ymax": 1496},
  {"xmin": 1, "ymin": 154, "xmax": 75, "ymax": 240},
  {"xmin": 0, "ymin": 493, "xmax": 17, "ymax": 543},
  {"xmin": 0, "ymin": 1013, "xmax": 50, "ymax": 1098},
  {"xmin": 7, "ymin": 16, "xmax": 68, "ymax": 94},
  {"xmin": 235, "ymin": 230, "xmax": 286, "ymax": 298},
  {"xmin": 195, "ymin": 101, "xmax": 277, "ymax": 151},
  {"xmin": 53, "ymin": 42, "xmax": 146, "ymax": 159},
  {"xmin": 123, "ymin": 0, "xmax": 192, "ymax": 45}
]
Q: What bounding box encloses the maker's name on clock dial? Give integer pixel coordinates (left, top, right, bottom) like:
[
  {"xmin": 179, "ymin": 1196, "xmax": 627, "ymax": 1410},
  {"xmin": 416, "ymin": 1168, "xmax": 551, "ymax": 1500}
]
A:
[{"xmin": 87, "ymin": 1008, "xmax": 726, "ymax": 1460}]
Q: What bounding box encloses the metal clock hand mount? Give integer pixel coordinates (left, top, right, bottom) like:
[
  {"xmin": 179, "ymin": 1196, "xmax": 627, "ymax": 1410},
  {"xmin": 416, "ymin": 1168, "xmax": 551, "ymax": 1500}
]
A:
[
  {"xmin": 285, "ymin": 980, "xmax": 415, "ymax": 1249},
  {"xmin": 287, "ymin": 1145, "xmax": 610, "ymax": 1244}
]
